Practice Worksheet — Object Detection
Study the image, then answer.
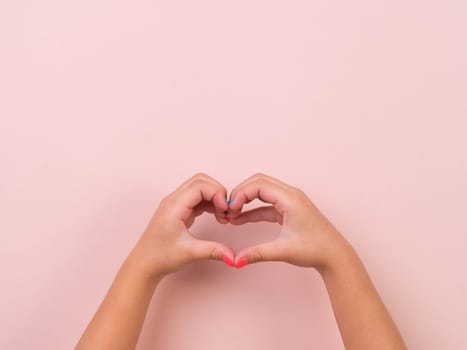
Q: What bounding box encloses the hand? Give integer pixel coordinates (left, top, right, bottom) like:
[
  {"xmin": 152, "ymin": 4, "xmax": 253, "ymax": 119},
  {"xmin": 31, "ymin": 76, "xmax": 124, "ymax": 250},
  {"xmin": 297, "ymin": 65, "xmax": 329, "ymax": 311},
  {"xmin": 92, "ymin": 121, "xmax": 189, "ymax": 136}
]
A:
[
  {"xmin": 78, "ymin": 173, "xmax": 406, "ymax": 350},
  {"xmin": 227, "ymin": 173, "xmax": 352, "ymax": 270},
  {"xmin": 125, "ymin": 173, "xmax": 236, "ymax": 281}
]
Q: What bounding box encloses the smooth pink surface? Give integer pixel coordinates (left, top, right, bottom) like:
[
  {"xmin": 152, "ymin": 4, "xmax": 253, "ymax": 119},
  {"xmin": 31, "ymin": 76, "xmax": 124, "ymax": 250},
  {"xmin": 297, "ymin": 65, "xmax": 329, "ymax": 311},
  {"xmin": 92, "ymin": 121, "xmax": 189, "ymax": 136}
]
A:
[{"xmin": 1, "ymin": 1, "xmax": 466, "ymax": 349}]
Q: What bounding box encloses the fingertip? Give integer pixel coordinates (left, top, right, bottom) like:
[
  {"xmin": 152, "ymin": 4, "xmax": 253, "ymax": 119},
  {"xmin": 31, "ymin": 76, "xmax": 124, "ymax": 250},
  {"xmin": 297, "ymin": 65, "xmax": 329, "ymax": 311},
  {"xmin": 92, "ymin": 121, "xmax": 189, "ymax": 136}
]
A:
[
  {"xmin": 226, "ymin": 193, "xmax": 246, "ymax": 221},
  {"xmin": 220, "ymin": 246, "xmax": 236, "ymax": 267},
  {"xmin": 223, "ymin": 255, "xmax": 234, "ymax": 267},
  {"xmin": 234, "ymin": 256, "xmax": 248, "ymax": 268},
  {"xmin": 215, "ymin": 213, "xmax": 230, "ymax": 224},
  {"xmin": 213, "ymin": 191, "xmax": 229, "ymax": 211},
  {"xmin": 228, "ymin": 193, "xmax": 244, "ymax": 211}
]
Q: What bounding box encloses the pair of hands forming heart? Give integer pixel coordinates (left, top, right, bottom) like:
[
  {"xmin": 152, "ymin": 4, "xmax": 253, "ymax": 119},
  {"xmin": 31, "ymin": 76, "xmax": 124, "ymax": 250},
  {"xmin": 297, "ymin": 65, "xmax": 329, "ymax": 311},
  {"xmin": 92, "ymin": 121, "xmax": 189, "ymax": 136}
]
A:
[
  {"xmin": 78, "ymin": 173, "xmax": 408, "ymax": 350},
  {"xmin": 126, "ymin": 173, "xmax": 351, "ymax": 281}
]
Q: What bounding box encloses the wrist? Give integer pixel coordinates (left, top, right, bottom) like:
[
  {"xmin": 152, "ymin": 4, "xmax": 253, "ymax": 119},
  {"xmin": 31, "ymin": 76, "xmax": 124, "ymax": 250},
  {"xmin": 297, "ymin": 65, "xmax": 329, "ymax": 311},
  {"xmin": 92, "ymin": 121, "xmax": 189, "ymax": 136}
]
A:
[
  {"xmin": 123, "ymin": 252, "xmax": 166, "ymax": 286},
  {"xmin": 316, "ymin": 237, "xmax": 360, "ymax": 278}
]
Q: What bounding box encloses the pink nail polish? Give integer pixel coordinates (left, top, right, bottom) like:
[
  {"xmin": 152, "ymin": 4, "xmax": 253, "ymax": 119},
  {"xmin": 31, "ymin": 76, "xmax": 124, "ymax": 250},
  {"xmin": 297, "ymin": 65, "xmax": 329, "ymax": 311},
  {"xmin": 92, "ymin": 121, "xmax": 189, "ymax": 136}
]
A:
[
  {"xmin": 223, "ymin": 255, "xmax": 234, "ymax": 266},
  {"xmin": 235, "ymin": 257, "xmax": 248, "ymax": 268}
]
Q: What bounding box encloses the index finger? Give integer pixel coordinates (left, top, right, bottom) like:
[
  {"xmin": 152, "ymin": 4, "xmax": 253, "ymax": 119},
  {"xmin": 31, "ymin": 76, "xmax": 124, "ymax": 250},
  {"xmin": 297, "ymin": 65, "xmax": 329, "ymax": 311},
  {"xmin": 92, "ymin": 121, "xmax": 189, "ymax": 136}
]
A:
[
  {"xmin": 171, "ymin": 173, "xmax": 229, "ymax": 221},
  {"xmin": 228, "ymin": 174, "xmax": 292, "ymax": 218}
]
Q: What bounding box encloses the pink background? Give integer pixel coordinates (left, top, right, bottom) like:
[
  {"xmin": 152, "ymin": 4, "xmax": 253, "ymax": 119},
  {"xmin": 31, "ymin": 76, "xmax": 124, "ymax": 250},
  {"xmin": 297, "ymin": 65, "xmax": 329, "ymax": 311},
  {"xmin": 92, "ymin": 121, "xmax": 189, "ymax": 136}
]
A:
[{"xmin": 1, "ymin": 0, "xmax": 466, "ymax": 349}]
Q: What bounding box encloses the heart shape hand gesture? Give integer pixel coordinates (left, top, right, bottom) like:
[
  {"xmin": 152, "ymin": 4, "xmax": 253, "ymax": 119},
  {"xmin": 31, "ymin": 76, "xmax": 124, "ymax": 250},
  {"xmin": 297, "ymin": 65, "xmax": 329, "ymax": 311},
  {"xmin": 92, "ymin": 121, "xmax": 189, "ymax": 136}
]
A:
[
  {"xmin": 126, "ymin": 173, "xmax": 351, "ymax": 280},
  {"xmin": 79, "ymin": 173, "xmax": 408, "ymax": 350}
]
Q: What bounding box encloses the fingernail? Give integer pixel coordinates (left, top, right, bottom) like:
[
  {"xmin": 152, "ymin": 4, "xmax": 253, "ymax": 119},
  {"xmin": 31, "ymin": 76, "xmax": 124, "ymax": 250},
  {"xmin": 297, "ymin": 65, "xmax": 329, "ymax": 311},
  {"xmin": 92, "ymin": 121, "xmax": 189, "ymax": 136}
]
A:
[
  {"xmin": 234, "ymin": 257, "xmax": 248, "ymax": 268},
  {"xmin": 223, "ymin": 255, "xmax": 234, "ymax": 267}
]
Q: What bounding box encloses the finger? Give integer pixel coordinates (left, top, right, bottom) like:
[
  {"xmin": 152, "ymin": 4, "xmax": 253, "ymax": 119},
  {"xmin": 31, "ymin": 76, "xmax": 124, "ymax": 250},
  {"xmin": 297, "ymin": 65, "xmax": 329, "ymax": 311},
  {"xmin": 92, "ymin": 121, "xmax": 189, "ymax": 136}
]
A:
[
  {"xmin": 211, "ymin": 190, "xmax": 230, "ymax": 223},
  {"xmin": 173, "ymin": 176, "xmax": 228, "ymax": 221},
  {"xmin": 229, "ymin": 206, "xmax": 282, "ymax": 225},
  {"xmin": 188, "ymin": 175, "xmax": 229, "ymax": 222},
  {"xmin": 227, "ymin": 176, "xmax": 290, "ymax": 220},
  {"xmin": 233, "ymin": 239, "xmax": 289, "ymax": 268},
  {"xmin": 182, "ymin": 173, "xmax": 229, "ymax": 215},
  {"xmin": 174, "ymin": 172, "xmax": 217, "ymax": 192},
  {"xmin": 187, "ymin": 239, "xmax": 236, "ymax": 267},
  {"xmin": 191, "ymin": 199, "xmax": 229, "ymax": 225},
  {"xmin": 176, "ymin": 173, "xmax": 227, "ymax": 205},
  {"xmin": 228, "ymin": 173, "xmax": 290, "ymax": 203}
]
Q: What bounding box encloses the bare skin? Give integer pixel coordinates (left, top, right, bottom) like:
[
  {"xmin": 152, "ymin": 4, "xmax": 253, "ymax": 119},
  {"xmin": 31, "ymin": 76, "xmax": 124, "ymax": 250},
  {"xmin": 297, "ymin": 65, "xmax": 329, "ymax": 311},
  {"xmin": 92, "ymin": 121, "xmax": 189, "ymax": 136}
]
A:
[{"xmin": 75, "ymin": 173, "xmax": 406, "ymax": 350}]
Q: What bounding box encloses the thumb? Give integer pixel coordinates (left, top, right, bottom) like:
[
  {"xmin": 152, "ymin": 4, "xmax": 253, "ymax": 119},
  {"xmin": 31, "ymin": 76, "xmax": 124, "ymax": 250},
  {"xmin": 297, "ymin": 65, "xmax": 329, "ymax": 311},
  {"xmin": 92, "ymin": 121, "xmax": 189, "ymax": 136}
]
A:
[
  {"xmin": 233, "ymin": 238, "xmax": 288, "ymax": 268},
  {"xmin": 187, "ymin": 239, "xmax": 236, "ymax": 267}
]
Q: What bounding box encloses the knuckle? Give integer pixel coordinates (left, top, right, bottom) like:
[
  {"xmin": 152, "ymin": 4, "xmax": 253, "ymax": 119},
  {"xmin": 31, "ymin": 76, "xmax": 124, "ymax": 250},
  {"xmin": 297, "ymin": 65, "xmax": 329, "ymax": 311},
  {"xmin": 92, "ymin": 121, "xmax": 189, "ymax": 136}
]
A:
[
  {"xmin": 250, "ymin": 249, "xmax": 263, "ymax": 263},
  {"xmin": 253, "ymin": 172, "xmax": 267, "ymax": 180},
  {"xmin": 193, "ymin": 172, "xmax": 209, "ymax": 180},
  {"xmin": 291, "ymin": 186, "xmax": 306, "ymax": 198},
  {"xmin": 191, "ymin": 177, "xmax": 208, "ymax": 187},
  {"xmin": 159, "ymin": 195, "xmax": 172, "ymax": 208},
  {"xmin": 255, "ymin": 178, "xmax": 268, "ymax": 188},
  {"xmin": 210, "ymin": 246, "xmax": 221, "ymax": 260}
]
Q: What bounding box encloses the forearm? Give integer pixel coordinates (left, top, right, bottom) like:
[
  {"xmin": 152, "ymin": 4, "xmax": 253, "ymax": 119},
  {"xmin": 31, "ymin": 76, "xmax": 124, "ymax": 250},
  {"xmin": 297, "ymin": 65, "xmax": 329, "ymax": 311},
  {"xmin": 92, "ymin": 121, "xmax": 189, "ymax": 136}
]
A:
[
  {"xmin": 75, "ymin": 255, "xmax": 161, "ymax": 350},
  {"xmin": 318, "ymin": 240, "xmax": 406, "ymax": 350}
]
